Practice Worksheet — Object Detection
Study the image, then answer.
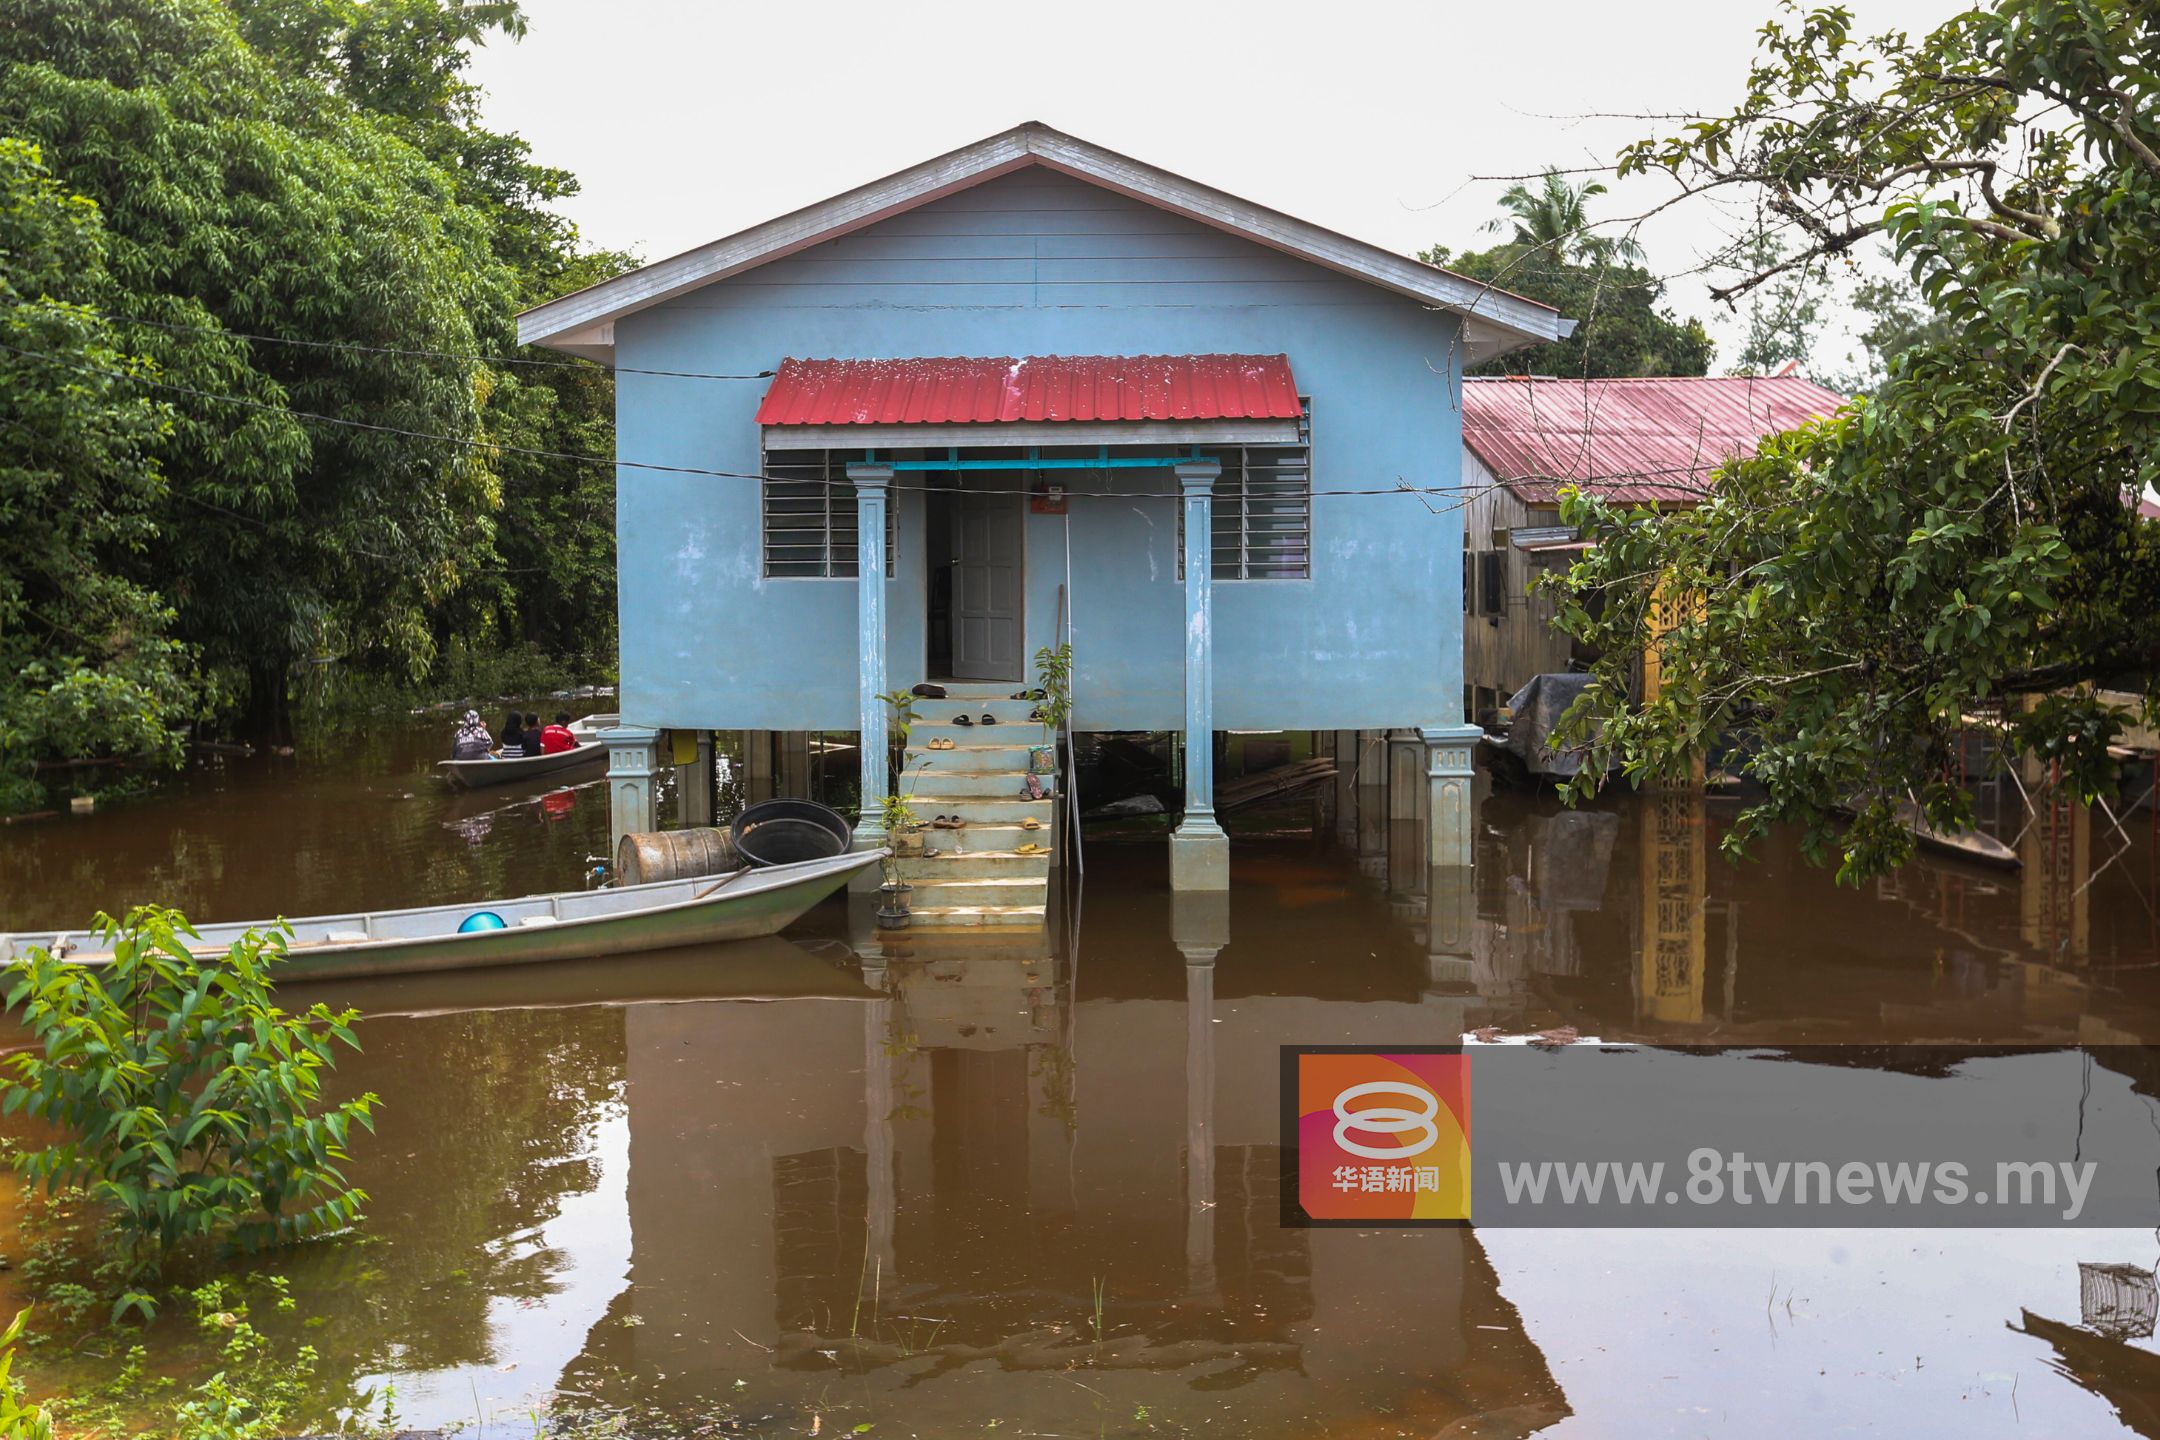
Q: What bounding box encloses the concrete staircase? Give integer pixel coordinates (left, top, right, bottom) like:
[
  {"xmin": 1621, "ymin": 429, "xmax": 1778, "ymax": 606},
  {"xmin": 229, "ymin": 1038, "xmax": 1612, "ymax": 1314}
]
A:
[{"xmin": 897, "ymin": 682, "xmax": 1054, "ymax": 928}]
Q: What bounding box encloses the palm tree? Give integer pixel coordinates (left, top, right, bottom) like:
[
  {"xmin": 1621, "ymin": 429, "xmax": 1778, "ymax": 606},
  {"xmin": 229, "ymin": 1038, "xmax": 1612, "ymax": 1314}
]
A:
[{"xmin": 1484, "ymin": 169, "xmax": 1644, "ymax": 266}]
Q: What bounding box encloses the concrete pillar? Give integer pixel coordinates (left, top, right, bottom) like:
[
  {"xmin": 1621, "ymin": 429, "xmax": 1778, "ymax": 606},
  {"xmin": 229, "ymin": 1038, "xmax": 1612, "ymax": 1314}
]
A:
[
  {"xmin": 602, "ymin": 724, "xmax": 661, "ymax": 858},
  {"xmin": 1170, "ymin": 459, "xmax": 1228, "ymax": 890},
  {"xmin": 849, "ymin": 463, "xmax": 893, "ymax": 849},
  {"xmin": 677, "ymin": 729, "xmax": 713, "ymax": 827},
  {"xmin": 1333, "ymin": 729, "xmax": 1360, "ymax": 848},
  {"xmin": 777, "ymin": 731, "xmax": 813, "ymax": 798},
  {"xmin": 1421, "ymin": 724, "xmax": 1483, "ymax": 868},
  {"xmin": 1172, "ymin": 890, "xmax": 1228, "ymax": 1299},
  {"xmin": 1425, "ymin": 862, "xmax": 1476, "ymax": 991},
  {"xmin": 741, "ymin": 730, "xmax": 775, "ymax": 804}
]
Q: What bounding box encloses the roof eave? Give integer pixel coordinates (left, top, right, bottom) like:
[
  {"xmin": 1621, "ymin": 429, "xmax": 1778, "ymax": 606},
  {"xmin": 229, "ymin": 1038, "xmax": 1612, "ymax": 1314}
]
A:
[{"xmin": 517, "ymin": 123, "xmax": 1570, "ymax": 359}]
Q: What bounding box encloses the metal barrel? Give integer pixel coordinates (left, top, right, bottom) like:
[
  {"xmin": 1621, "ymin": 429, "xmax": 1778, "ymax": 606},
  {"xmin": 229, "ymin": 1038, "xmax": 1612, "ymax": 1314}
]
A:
[
  {"xmin": 614, "ymin": 827, "xmax": 740, "ymax": 886},
  {"xmin": 731, "ymin": 798, "xmax": 854, "ymax": 866}
]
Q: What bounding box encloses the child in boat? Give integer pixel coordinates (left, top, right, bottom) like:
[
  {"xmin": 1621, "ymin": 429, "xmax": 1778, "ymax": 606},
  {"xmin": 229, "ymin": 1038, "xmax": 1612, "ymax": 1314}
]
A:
[
  {"xmin": 450, "ymin": 710, "xmax": 493, "ymax": 760},
  {"xmin": 538, "ymin": 712, "xmax": 577, "ymax": 754},
  {"xmin": 497, "ymin": 710, "xmax": 528, "ymax": 757}
]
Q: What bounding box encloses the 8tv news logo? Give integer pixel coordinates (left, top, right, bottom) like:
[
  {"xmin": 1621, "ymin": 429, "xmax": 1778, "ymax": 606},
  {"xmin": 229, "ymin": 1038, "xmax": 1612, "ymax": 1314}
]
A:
[{"xmin": 1280, "ymin": 1047, "xmax": 1471, "ymax": 1227}]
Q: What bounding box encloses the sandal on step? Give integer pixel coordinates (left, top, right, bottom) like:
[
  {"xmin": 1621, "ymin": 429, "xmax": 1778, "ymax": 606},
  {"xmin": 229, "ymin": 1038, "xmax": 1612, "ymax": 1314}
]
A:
[
  {"xmin": 953, "ymin": 714, "xmax": 973, "ymax": 727},
  {"xmin": 1021, "ymin": 817, "xmax": 1042, "ymax": 831},
  {"xmin": 1014, "ymin": 842, "xmax": 1045, "ymax": 856},
  {"xmin": 979, "ymin": 713, "xmax": 998, "ymax": 726}
]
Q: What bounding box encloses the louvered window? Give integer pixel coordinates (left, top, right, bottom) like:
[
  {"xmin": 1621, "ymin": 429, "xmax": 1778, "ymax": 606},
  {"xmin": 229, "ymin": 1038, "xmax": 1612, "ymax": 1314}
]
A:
[
  {"xmin": 761, "ymin": 447, "xmax": 895, "ymax": 579},
  {"xmin": 1178, "ymin": 401, "xmax": 1313, "ymax": 580}
]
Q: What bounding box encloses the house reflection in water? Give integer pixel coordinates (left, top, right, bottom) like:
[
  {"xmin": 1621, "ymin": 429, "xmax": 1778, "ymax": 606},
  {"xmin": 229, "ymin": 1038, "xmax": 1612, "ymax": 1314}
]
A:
[
  {"xmin": 551, "ymin": 859, "xmax": 1566, "ymax": 1436},
  {"xmin": 284, "ymin": 765, "xmax": 2160, "ymax": 1436}
]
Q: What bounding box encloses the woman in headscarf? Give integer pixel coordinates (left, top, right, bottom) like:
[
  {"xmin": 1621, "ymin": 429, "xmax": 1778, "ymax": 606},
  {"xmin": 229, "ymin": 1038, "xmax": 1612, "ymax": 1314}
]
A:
[{"xmin": 451, "ymin": 709, "xmax": 494, "ymax": 760}]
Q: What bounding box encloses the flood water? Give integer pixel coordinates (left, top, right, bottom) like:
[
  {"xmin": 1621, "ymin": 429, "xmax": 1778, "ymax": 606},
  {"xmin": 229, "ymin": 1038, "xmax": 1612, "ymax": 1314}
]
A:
[{"xmin": 7, "ymin": 711, "xmax": 2160, "ymax": 1436}]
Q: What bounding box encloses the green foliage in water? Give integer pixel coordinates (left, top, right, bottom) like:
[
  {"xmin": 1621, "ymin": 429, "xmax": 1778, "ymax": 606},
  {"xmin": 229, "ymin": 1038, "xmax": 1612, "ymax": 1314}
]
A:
[
  {"xmin": 0, "ymin": 0, "xmax": 629, "ymax": 777},
  {"xmin": 0, "ymin": 1310, "xmax": 53, "ymax": 1440},
  {"xmin": 1, "ymin": 907, "xmax": 378, "ymax": 1317},
  {"xmin": 0, "ymin": 139, "xmax": 206, "ymax": 815}
]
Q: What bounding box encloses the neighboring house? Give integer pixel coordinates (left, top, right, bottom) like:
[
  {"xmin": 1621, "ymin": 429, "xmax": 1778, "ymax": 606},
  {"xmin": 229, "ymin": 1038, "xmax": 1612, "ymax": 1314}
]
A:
[
  {"xmin": 519, "ymin": 123, "xmax": 1570, "ymax": 901},
  {"xmin": 1460, "ymin": 374, "xmax": 1845, "ymax": 722}
]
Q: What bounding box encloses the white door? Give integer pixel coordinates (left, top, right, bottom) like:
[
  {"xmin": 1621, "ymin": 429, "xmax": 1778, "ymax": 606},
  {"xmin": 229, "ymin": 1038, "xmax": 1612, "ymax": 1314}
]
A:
[{"xmin": 951, "ymin": 490, "xmax": 1023, "ymax": 681}]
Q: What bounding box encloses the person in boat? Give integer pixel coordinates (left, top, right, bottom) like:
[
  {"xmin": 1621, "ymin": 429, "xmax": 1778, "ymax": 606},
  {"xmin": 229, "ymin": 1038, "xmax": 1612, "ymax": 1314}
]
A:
[
  {"xmin": 450, "ymin": 710, "xmax": 493, "ymax": 760},
  {"xmin": 538, "ymin": 712, "xmax": 577, "ymax": 754},
  {"xmin": 525, "ymin": 712, "xmax": 542, "ymax": 751},
  {"xmin": 497, "ymin": 710, "xmax": 529, "ymax": 757}
]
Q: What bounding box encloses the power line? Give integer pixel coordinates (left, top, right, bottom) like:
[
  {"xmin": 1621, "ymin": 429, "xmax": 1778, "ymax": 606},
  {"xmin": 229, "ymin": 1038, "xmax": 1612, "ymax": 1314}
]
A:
[
  {"xmin": 0, "ymin": 336, "xmax": 1719, "ymax": 507},
  {"xmin": 0, "ymin": 298, "xmax": 773, "ymax": 381}
]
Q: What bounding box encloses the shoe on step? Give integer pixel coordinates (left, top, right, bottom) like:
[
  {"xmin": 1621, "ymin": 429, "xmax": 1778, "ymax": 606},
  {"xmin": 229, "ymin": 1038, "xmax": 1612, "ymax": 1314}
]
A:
[
  {"xmin": 1021, "ymin": 817, "xmax": 1043, "ymax": 831},
  {"xmin": 953, "ymin": 714, "xmax": 973, "ymax": 727},
  {"xmin": 979, "ymin": 713, "xmax": 998, "ymax": 726},
  {"xmin": 910, "ymin": 682, "xmax": 947, "ymax": 699}
]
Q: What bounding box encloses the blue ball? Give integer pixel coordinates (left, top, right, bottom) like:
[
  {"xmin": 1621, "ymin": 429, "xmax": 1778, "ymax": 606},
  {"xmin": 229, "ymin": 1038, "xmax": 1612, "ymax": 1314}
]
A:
[{"xmin": 457, "ymin": 911, "xmax": 508, "ymax": 933}]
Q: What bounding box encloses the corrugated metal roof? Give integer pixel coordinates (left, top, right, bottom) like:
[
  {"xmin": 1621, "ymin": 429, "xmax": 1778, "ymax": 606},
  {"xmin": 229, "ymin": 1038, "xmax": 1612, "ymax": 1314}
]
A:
[
  {"xmin": 1461, "ymin": 375, "xmax": 1847, "ymax": 505},
  {"xmin": 756, "ymin": 354, "xmax": 1302, "ymax": 427}
]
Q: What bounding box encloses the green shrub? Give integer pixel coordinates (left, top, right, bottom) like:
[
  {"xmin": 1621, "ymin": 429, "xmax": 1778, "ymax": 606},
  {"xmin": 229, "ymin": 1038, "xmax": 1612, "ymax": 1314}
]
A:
[
  {"xmin": 0, "ymin": 1309, "xmax": 52, "ymax": 1440},
  {"xmin": 1, "ymin": 907, "xmax": 378, "ymax": 1318}
]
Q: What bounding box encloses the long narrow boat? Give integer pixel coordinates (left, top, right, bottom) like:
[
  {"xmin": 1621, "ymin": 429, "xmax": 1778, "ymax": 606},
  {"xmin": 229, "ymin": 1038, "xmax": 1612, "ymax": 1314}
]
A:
[
  {"xmin": 567, "ymin": 712, "xmax": 618, "ymax": 744},
  {"xmin": 1897, "ymin": 801, "xmax": 2022, "ymax": 870},
  {"xmin": 437, "ymin": 740, "xmax": 606, "ymax": 789},
  {"xmin": 0, "ymin": 851, "xmax": 885, "ymax": 981}
]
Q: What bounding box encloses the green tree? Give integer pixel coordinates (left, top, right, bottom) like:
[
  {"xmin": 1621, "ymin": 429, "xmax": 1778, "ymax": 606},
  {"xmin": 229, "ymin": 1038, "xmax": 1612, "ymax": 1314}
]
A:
[
  {"xmin": 0, "ymin": 0, "xmax": 518, "ymax": 736},
  {"xmin": 3, "ymin": 907, "xmax": 376, "ymax": 1317},
  {"xmin": 1429, "ymin": 166, "xmax": 1710, "ymax": 377},
  {"xmin": 1427, "ymin": 242, "xmax": 1715, "ymax": 378},
  {"xmin": 235, "ymin": 0, "xmax": 633, "ymax": 675},
  {"xmin": 1835, "ymin": 254, "xmax": 1959, "ymax": 392},
  {"xmin": 1551, "ymin": 0, "xmax": 2160, "ymax": 878},
  {"xmin": 1485, "ymin": 169, "xmax": 1647, "ymax": 264},
  {"xmin": 0, "ymin": 138, "xmax": 203, "ymax": 811},
  {"xmin": 1729, "ymin": 233, "xmax": 1829, "ymax": 376}
]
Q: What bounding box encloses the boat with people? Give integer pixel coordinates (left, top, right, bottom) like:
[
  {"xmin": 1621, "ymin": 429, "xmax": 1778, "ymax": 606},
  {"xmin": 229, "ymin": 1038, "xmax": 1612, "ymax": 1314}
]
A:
[
  {"xmin": 0, "ymin": 850, "xmax": 885, "ymax": 981},
  {"xmin": 437, "ymin": 740, "xmax": 606, "ymax": 789}
]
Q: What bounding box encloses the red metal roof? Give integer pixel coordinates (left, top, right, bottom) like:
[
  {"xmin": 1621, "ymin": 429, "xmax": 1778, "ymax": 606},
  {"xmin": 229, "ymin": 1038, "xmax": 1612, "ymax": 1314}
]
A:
[
  {"xmin": 755, "ymin": 354, "xmax": 1302, "ymax": 426},
  {"xmin": 1461, "ymin": 375, "xmax": 1847, "ymax": 505}
]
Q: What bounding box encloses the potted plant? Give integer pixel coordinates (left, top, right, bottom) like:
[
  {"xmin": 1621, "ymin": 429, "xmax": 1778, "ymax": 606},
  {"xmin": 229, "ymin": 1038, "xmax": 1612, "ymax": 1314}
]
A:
[
  {"xmin": 880, "ymin": 789, "xmax": 925, "ymax": 857},
  {"xmin": 1030, "ymin": 643, "xmax": 1072, "ymax": 778},
  {"xmin": 876, "ymin": 853, "xmax": 913, "ymax": 930}
]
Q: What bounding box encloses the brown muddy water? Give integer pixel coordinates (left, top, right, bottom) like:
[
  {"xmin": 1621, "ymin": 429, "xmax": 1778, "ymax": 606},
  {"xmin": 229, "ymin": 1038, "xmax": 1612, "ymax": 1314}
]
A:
[{"xmin": 5, "ymin": 711, "xmax": 2160, "ymax": 1436}]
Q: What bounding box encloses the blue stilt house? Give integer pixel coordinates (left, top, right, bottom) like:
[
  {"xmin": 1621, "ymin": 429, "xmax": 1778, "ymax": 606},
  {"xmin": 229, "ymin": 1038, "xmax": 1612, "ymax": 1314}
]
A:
[{"xmin": 518, "ymin": 124, "xmax": 1570, "ymax": 905}]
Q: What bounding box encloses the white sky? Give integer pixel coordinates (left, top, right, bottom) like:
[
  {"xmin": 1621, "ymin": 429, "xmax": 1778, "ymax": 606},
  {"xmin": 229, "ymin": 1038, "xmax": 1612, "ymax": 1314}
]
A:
[{"xmin": 470, "ymin": 0, "xmax": 1966, "ymax": 369}]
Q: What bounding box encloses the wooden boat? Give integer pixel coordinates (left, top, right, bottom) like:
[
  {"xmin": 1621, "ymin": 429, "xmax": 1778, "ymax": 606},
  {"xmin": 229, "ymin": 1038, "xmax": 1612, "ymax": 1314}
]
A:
[
  {"xmin": 0, "ymin": 851, "xmax": 885, "ymax": 981},
  {"xmin": 436, "ymin": 739, "xmax": 606, "ymax": 789},
  {"xmin": 1897, "ymin": 801, "xmax": 2022, "ymax": 870},
  {"xmin": 1831, "ymin": 799, "xmax": 2022, "ymax": 871},
  {"xmin": 567, "ymin": 711, "xmax": 618, "ymax": 744},
  {"xmin": 279, "ymin": 935, "xmax": 878, "ymax": 1018}
]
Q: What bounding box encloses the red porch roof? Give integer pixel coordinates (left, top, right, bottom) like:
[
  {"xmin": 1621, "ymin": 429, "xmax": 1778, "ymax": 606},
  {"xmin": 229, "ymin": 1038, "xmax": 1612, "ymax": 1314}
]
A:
[
  {"xmin": 1461, "ymin": 375, "xmax": 1846, "ymax": 505},
  {"xmin": 755, "ymin": 354, "xmax": 1302, "ymax": 427}
]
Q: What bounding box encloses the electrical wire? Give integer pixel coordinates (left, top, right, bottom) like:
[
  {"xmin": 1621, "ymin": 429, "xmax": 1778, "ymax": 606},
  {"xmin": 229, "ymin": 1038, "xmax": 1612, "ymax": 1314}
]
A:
[
  {"xmin": 0, "ymin": 298, "xmax": 773, "ymax": 381},
  {"xmin": 0, "ymin": 335, "xmax": 1717, "ymax": 507}
]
